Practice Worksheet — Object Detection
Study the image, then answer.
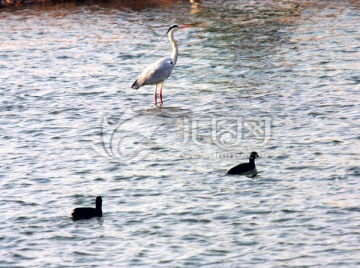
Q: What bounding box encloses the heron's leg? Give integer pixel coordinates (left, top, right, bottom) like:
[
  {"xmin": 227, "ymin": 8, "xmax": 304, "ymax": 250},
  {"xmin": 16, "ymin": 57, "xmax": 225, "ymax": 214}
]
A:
[
  {"xmin": 159, "ymin": 82, "xmax": 163, "ymax": 103},
  {"xmin": 154, "ymin": 84, "xmax": 158, "ymax": 105}
]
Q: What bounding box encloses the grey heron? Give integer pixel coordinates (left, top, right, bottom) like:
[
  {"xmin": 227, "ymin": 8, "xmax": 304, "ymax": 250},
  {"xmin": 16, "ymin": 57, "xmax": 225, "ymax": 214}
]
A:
[{"xmin": 131, "ymin": 24, "xmax": 189, "ymax": 105}]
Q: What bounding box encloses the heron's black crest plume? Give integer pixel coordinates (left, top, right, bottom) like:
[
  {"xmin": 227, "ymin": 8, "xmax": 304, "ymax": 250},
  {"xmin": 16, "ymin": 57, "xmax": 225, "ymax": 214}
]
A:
[{"xmin": 164, "ymin": 24, "xmax": 179, "ymax": 37}]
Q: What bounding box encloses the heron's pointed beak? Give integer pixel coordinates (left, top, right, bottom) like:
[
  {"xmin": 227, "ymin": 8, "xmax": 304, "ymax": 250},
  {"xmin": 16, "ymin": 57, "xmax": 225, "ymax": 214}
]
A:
[
  {"xmin": 163, "ymin": 25, "xmax": 190, "ymax": 38},
  {"xmin": 179, "ymin": 25, "xmax": 191, "ymax": 29}
]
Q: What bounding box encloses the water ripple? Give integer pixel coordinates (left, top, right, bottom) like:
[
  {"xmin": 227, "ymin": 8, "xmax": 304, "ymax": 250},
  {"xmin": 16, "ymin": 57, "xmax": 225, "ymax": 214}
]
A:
[{"xmin": 0, "ymin": 0, "xmax": 359, "ymax": 267}]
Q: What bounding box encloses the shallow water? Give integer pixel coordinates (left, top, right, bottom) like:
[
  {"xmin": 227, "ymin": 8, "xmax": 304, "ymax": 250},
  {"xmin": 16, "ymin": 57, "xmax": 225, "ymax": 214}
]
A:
[{"xmin": 1, "ymin": 0, "xmax": 359, "ymax": 267}]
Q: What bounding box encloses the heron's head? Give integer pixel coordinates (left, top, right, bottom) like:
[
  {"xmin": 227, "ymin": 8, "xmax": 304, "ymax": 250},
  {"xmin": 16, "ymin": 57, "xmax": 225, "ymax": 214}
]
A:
[
  {"xmin": 249, "ymin": 152, "xmax": 259, "ymax": 160},
  {"xmin": 164, "ymin": 24, "xmax": 190, "ymax": 36}
]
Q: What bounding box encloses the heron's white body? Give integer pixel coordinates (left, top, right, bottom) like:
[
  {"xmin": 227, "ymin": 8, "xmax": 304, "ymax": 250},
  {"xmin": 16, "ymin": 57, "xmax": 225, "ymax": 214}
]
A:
[
  {"xmin": 132, "ymin": 57, "xmax": 174, "ymax": 89},
  {"xmin": 131, "ymin": 25, "xmax": 186, "ymax": 104}
]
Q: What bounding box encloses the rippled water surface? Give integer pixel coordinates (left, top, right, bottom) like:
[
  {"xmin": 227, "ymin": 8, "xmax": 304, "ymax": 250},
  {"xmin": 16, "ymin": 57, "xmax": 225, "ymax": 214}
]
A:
[{"xmin": 1, "ymin": 0, "xmax": 360, "ymax": 267}]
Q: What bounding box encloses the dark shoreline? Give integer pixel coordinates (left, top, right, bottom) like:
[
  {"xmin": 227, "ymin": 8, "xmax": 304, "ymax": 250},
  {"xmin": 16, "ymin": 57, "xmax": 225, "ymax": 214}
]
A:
[
  {"xmin": 0, "ymin": 0, "xmax": 186, "ymax": 9},
  {"xmin": 0, "ymin": 0, "xmax": 74, "ymax": 8}
]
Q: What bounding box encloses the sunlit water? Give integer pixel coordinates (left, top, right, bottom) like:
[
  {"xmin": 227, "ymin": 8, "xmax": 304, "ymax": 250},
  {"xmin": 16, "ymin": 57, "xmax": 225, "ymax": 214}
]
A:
[{"xmin": 1, "ymin": 0, "xmax": 359, "ymax": 267}]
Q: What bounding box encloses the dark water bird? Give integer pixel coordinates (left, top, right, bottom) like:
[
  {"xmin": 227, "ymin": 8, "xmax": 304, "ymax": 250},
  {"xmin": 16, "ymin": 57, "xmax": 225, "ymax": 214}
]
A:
[
  {"xmin": 227, "ymin": 152, "xmax": 260, "ymax": 175},
  {"xmin": 71, "ymin": 196, "xmax": 102, "ymax": 220},
  {"xmin": 131, "ymin": 24, "xmax": 190, "ymax": 105}
]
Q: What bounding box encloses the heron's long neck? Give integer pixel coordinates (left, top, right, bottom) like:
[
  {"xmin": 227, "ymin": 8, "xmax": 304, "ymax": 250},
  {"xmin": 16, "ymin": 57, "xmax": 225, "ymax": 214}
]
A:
[{"xmin": 168, "ymin": 30, "xmax": 178, "ymax": 65}]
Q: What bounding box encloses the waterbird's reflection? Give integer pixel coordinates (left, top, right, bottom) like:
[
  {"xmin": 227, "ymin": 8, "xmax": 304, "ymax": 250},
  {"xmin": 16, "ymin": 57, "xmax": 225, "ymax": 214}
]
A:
[{"xmin": 246, "ymin": 170, "xmax": 260, "ymax": 179}]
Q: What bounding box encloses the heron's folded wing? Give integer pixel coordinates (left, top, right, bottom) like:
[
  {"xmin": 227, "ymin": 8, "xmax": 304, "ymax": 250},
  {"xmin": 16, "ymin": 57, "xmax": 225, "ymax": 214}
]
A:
[{"xmin": 137, "ymin": 57, "xmax": 174, "ymax": 86}]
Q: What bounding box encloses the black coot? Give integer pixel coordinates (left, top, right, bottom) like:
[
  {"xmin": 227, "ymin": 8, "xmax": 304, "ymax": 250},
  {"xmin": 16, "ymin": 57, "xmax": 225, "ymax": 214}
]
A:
[
  {"xmin": 71, "ymin": 196, "xmax": 102, "ymax": 220},
  {"xmin": 227, "ymin": 152, "xmax": 259, "ymax": 175}
]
